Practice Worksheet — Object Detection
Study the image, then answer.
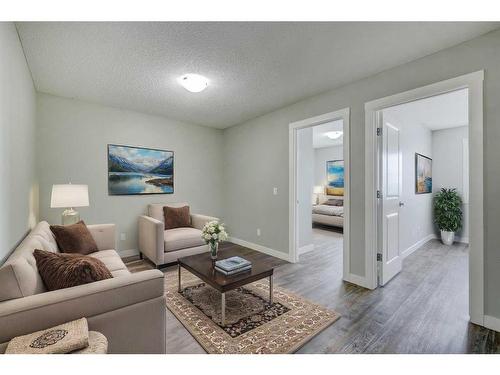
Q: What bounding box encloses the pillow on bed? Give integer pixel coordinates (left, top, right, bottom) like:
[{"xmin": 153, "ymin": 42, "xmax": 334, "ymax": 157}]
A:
[{"xmin": 324, "ymin": 198, "xmax": 343, "ymax": 206}]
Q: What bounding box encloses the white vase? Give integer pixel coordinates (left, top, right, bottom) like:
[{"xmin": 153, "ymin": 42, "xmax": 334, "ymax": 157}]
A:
[{"xmin": 440, "ymin": 230, "xmax": 455, "ymax": 246}]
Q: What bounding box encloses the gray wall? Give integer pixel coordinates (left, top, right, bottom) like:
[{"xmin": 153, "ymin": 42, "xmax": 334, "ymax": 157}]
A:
[
  {"xmin": 223, "ymin": 29, "xmax": 500, "ymax": 318},
  {"xmin": 297, "ymin": 127, "xmax": 314, "ymax": 248},
  {"xmin": 314, "ymin": 145, "xmax": 343, "ymax": 188},
  {"xmin": 432, "ymin": 126, "xmax": 469, "ymax": 241},
  {"xmin": 0, "ymin": 23, "xmax": 37, "ymax": 263},
  {"xmin": 383, "ymin": 107, "xmax": 434, "ymax": 254},
  {"xmin": 36, "ymin": 93, "xmax": 224, "ymax": 254}
]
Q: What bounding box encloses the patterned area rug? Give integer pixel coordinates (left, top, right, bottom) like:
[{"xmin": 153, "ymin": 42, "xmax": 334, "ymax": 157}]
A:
[{"xmin": 165, "ymin": 268, "xmax": 340, "ymax": 354}]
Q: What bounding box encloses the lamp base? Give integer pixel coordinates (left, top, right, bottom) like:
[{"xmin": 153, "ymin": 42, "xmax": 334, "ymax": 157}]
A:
[{"xmin": 62, "ymin": 208, "xmax": 80, "ymax": 225}]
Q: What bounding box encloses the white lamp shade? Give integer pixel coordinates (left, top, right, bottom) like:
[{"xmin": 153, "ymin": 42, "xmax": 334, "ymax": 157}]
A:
[
  {"xmin": 51, "ymin": 184, "xmax": 89, "ymax": 208},
  {"xmin": 313, "ymin": 186, "xmax": 324, "ymax": 194}
]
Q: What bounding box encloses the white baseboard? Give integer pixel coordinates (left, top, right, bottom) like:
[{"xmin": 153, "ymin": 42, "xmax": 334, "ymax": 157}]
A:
[
  {"xmin": 484, "ymin": 315, "xmax": 500, "ymax": 333},
  {"xmin": 298, "ymin": 244, "xmax": 314, "ymax": 256},
  {"xmin": 343, "ymin": 273, "xmax": 374, "ymax": 289},
  {"xmin": 119, "ymin": 249, "xmax": 139, "ymax": 258},
  {"xmin": 402, "ymin": 234, "xmax": 437, "ymax": 258},
  {"xmin": 228, "ymin": 237, "xmax": 292, "ymax": 262}
]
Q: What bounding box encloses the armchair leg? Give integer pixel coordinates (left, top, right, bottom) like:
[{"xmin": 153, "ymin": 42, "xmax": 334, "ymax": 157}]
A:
[{"xmin": 139, "ymin": 252, "xmax": 143, "ymax": 260}]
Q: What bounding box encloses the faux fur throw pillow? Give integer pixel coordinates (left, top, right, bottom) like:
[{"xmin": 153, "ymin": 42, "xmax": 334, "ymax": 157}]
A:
[
  {"xmin": 33, "ymin": 250, "xmax": 112, "ymax": 291},
  {"xmin": 50, "ymin": 220, "xmax": 98, "ymax": 255},
  {"xmin": 163, "ymin": 205, "xmax": 191, "ymax": 230}
]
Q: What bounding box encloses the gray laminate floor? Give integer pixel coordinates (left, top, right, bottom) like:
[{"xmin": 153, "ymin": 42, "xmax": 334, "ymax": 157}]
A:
[{"xmin": 126, "ymin": 227, "xmax": 499, "ymax": 353}]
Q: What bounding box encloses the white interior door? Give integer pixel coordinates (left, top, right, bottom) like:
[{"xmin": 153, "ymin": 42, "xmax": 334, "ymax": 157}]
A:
[{"xmin": 379, "ymin": 113, "xmax": 403, "ymax": 285}]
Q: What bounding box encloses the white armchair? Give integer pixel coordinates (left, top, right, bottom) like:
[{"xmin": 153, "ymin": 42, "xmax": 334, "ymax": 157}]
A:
[{"xmin": 138, "ymin": 203, "xmax": 219, "ymax": 267}]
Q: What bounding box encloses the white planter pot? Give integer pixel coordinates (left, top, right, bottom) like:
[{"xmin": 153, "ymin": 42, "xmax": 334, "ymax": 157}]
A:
[{"xmin": 440, "ymin": 230, "xmax": 455, "ymax": 246}]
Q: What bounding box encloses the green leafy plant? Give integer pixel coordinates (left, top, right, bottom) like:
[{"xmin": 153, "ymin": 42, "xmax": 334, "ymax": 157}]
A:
[{"xmin": 434, "ymin": 188, "xmax": 463, "ymax": 232}]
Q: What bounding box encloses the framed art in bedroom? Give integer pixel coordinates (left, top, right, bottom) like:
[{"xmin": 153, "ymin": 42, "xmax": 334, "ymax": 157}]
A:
[
  {"xmin": 326, "ymin": 159, "xmax": 344, "ymax": 196},
  {"xmin": 107, "ymin": 144, "xmax": 174, "ymax": 195},
  {"xmin": 415, "ymin": 153, "xmax": 432, "ymax": 194}
]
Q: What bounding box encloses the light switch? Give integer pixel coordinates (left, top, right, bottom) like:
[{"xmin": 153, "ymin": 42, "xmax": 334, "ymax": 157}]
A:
[
  {"xmin": 120, "ymin": 233, "xmax": 126, "ymax": 241},
  {"xmin": 273, "ymin": 187, "xmax": 278, "ymax": 195}
]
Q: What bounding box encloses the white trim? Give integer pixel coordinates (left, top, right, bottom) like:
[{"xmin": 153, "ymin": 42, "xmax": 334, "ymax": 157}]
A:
[
  {"xmin": 228, "ymin": 237, "xmax": 292, "ymax": 262},
  {"xmin": 343, "ymin": 272, "xmax": 372, "ymax": 289},
  {"xmin": 298, "ymin": 244, "xmax": 315, "ymax": 256},
  {"xmin": 484, "ymin": 315, "xmax": 500, "ymax": 333},
  {"xmin": 119, "ymin": 248, "xmax": 139, "ymax": 258},
  {"xmin": 364, "ymin": 70, "xmax": 484, "ymax": 325},
  {"xmin": 288, "ymin": 108, "xmax": 357, "ymax": 285},
  {"xmin": 402, "ymin": 234, "xmax": 437, "ymax": 258}
]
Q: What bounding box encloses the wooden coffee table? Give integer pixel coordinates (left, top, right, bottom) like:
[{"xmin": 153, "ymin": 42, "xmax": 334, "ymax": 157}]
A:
[{"xmin": 177, "ymin": 244, "xmax": 274, "ymax": 326}]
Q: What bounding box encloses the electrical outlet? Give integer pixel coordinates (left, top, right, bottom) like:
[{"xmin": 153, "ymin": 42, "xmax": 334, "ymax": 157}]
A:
[
  {"xmin": 120, "ymin": 233, "xmax": 126, "ymax": 241},
  {"xmin": 273, "ymin": 187, "xmax": 278, "ymax": 195},
  {"xmin": 257, "ymin": 228, "xmax": 261, "ymax": 236}
]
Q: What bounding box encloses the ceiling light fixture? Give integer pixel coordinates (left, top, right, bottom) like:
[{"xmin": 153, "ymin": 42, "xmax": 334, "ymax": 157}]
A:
[
  {"xmin": 325, "ymin": 131, "xmax": 343, "ymax": 140},
  {"xmin": 178, "ymin": 74, "xmax": 209, "ymax": 93}
]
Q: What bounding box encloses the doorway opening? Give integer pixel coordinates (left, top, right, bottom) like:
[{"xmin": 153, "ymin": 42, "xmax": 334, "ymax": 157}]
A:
[
  {"xmin": 289, "ymin": 108, "xmax": 353, "ymax": 283},
  {"xmin": 365, "ymin": 71, "xmax": 484, "ymax": 326}
]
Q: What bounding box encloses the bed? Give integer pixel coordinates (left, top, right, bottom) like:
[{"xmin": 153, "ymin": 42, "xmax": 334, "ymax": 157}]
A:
[{"xmin": 312, "ymin": 195, "xmax": 344, "ymax": 228}]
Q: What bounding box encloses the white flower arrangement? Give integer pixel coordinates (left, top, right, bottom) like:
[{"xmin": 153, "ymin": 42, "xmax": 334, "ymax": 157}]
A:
[{"xmin": 201, "ymin": 221, "xmax": 228, "ymax": 245}]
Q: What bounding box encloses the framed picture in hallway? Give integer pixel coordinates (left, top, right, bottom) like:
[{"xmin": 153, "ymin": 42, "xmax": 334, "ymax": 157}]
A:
[
  {"xmin": 107, "ymin": 144, "xmax": 174, "ymax": 195},
  {"xmin": 415, "ymin": 153, "xmax": 432, "ymax": 194},
  {"xmin": 326, "ymin": 159, "xmax": 344, "ymax": 196}
]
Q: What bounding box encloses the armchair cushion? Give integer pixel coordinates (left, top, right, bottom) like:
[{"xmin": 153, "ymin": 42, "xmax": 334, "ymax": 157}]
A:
[{"xmin": 164, "ymin": 227, "xmax": 205, "ymax": 253}]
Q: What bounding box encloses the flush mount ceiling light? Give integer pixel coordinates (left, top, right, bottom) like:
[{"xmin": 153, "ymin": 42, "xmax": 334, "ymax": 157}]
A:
[
  {"xmin": 325, "ymin": 131, "xmax": 343, "ymax": 140},
  {"xmin": 178, "ymin": 74, "xmax": 209, "ymax": 93}
]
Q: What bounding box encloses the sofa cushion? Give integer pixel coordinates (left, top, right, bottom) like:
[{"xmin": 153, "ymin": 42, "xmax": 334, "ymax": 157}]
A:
[
  {"xmin": 89, "ymin": 250, "xmax": 129, "ymax": 273},
  {"xmin": 50, "ymin": 221, "xmax": 98, "ymax": 255},
  {"xmin": 34, "ymin": 250, "xmax": 112, "ymax": 291},
  {"xmin": 163, "ymin": 205, "xmax": 191, "ymax": 230},
  {"xmin": 148, "ymin": 202, "xmax": 189, "ymax": 223},
  {"xmin": 164, "ymin": 227, "xmax": 205, "ymax": 253}
]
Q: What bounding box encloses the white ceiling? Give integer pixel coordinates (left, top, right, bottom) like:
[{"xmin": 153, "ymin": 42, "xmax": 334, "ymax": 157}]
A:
[
  {"xmin": 384, "ymin": 88, "xmax": 468, "ymax": 131},
  {"xmin": 16, "ymin": 22, "xmax": 498, "ymax": 129},
  {"xmin": 313, "ymin": 120, "xmax": 344, "ymax": 148}
]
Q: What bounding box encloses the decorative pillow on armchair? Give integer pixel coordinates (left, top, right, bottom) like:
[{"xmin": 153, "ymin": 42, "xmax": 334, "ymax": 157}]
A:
[
  {"xmin": 33, "ymin": 250, "xmax": 112, "ymax": 291},
  {"xmin": 50, "ymin": 220, "xmax": 98, "ymax": 255},
  {"xmin": 163, "ymin": 205, "xmax": 191, "ymax": 230}
]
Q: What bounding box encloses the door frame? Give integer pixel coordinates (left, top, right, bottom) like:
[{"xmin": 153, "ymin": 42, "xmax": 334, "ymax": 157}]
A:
[
  {"xmin": 364, "ymin": 70, "xmax": 484, "ymax": 326},
  {"xmin": 289, "ymin": 108, "xmax": 352, "ymax": 281}
]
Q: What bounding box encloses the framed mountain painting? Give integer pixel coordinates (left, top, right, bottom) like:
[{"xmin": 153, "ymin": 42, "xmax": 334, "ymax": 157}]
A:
[
  {"xmin": 326, "ymin": 160, "xmax": 344, "ymax": 196},
  {"xmin": 107, "ymin": 144, "xmax": 174, "ymax": 195},
  {"xmin": 415, "ymin": 153, "xmax": 432, "ymax": 194}
]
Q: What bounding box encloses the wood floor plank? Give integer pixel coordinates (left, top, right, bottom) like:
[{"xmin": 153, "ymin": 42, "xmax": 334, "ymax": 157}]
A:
[{"xmin": 126, "ymin": 228, "xmax": 499, "ymax": 354}]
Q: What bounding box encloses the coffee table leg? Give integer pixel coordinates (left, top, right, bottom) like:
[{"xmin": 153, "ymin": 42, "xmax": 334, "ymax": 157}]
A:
[
  {"xmin": 221, "ymin": 292, "xmax": 226, "ymax": 326},
  {"xmin": 269, "ymin": 275, "xmax": 273, "ymax": 304},
  {"xmin": 178, "ymin": 263, "xmax": 181, "ymax": 293}
]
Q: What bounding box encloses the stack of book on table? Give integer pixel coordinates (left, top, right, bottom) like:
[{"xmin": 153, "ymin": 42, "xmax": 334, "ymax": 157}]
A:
[{"xmin": 215, "ymin": 256, "xmax": 252, "ymax": 275}]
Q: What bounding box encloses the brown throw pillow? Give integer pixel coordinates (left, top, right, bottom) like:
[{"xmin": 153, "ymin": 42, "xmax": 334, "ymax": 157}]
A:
[
  {"xmin": 163, "ymin": 205, "xmax": 191, "ymax": 230},
  {"xmin": 33, "ymin": 249, "xmax": 112, "ymax": 291},
  {"xmin": 50, "ymin": 220, "xmax": 98, "ymax": 255}
]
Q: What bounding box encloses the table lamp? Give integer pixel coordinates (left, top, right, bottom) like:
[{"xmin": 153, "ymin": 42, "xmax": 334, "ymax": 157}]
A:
[
  {"xmin": 313, "ymin": 185, "xmax": 324, "ymax": 204},
  {"xmin": 50, "ymin": 184, "xmax": 89, "ymax": 225}
]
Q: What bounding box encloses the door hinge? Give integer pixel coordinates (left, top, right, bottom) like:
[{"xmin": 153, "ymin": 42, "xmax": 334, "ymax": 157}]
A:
[
  {"xmin": 377, "ymin": 253, "xmax": 382, "ymax": 262},
  {"xmin": 377, "ymin": 190, "xmax": 381, "ymax": 199},
  {"xmin": 376, "ymin": 127, "xmax": 382, "ymax": 136}
]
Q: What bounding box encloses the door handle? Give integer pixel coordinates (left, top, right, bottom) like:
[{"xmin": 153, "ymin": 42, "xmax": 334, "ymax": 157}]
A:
[{"xmin": 399, "ymin": 202, "xmax": 405, "ymax": 207}]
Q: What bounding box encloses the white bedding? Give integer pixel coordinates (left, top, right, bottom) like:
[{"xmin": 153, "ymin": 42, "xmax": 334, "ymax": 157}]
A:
[{"xmin": 312, "ymin": 204, "xmax": 344, "ymax": 217}]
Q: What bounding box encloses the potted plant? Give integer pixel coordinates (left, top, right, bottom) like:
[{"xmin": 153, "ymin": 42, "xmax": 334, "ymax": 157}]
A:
[
  {"xmin": 201, "ymin": 221, "xmax": 228, "ymax": 259},
  {"xmin": 434, "ymin": 188, "xmax": 463, "ymax": 245}
]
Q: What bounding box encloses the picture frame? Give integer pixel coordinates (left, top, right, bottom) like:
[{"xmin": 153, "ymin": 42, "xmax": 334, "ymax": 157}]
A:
[
  {"xmin": 415, "ymin": 153, "xmax": 432, "ymax": 194},
  {"xmin": 326, "ymin": 159, "xmax": 344, "ymax": 196},
  {"xmin": 107, "ymin": 144, "xmax": 174, "ymax": 195}
]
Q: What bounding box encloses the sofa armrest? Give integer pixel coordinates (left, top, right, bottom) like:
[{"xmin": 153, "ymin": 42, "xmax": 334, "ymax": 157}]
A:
[
  {"xmin": 0, "ymin": 269, "xmax": 164, "ymax": 344},
  {"xmin": 191, "ymin": 214, "xmax": 219, "ymax": 230},
  {"xmin": 87, "ymin": 223, "xmax": 117, "ymax": 251},
  {"xmin": 138, "ymin": 215, "xmax": 164, "ymax": 265}
]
